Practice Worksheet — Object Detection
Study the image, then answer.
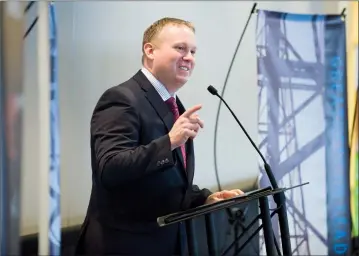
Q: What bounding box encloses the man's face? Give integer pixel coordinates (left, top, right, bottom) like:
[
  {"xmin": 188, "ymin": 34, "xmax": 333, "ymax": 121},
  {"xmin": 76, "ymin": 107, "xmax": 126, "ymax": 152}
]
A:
[{"xmin": 147, "ymin": 24, "xmax": 196, "ymax": 93}]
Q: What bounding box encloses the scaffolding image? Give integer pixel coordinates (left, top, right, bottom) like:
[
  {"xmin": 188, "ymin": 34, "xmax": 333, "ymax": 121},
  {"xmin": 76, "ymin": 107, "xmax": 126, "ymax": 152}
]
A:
[{"xmin": 256, "ymin": 11, "xmax": 328, "ymax": 255}]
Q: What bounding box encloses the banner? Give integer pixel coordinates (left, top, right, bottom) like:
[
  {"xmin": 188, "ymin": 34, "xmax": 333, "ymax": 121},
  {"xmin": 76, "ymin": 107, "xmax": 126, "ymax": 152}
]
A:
[
  {"xmin": 346, "ymin": 1, "xmax": 358, "ymax": 240},
  {"xmin": 49, "ymin": 2, "xmax": 61, "ymax": 255},
  {"xmin": 256, "ymin": 10, "xmax": 351, "ymax": 256}
]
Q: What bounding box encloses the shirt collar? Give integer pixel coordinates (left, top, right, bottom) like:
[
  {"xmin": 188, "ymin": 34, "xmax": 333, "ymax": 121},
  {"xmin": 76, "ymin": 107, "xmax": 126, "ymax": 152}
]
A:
[{"xmin": 141, "ymin": 67, "xmax": 176, "ymax": 101}]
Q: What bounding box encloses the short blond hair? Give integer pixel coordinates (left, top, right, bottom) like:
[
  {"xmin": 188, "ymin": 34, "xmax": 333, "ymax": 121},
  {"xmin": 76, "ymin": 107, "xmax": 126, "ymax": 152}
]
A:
[{"xmin": 142, "ymin": 17, "xmax": 195, "ymax": 63}]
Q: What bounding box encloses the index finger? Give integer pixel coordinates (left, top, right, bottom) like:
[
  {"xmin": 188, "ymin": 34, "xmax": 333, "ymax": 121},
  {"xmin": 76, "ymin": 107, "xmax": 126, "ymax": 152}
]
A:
[
  {"xmin": 181, "ymin": 104, "xmax": 202, "ymax": 118},
  {"xmin": 231, "ymin": 189, "xmax": 244, "ymax": 195}
]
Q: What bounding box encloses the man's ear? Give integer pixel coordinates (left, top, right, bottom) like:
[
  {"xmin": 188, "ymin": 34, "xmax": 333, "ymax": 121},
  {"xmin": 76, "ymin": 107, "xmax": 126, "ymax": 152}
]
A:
[{"xmin": 143, "ymin": 43, "xmax": 155, "ymax": 61}]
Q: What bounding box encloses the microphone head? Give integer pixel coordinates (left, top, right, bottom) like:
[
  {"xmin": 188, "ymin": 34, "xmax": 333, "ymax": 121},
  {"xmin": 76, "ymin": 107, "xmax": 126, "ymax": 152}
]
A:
[{"xmin": 207, "ymin": 85, "xmax": 218, "ymax": 96}]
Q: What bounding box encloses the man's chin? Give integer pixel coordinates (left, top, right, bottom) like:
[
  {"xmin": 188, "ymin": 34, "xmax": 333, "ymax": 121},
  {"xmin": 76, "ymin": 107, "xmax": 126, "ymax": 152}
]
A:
[{"xmin": 175, "ymin": 75, "xmax": 190, "ymax": 86}]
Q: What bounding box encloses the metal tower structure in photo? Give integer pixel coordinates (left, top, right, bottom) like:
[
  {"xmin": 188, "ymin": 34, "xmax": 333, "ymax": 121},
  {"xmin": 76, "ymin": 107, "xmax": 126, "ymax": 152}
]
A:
[{"xmin": 256, "ymin": 12, "xmax": 327, "ymax": 255}]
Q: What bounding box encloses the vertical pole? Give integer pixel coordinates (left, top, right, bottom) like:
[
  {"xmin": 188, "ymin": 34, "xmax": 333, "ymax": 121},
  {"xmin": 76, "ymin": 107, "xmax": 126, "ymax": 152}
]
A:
[
  {"xmin": 0, "ymin": 4, "xmax": 8, "ymax": 255},
  {"xmin": 37, "ymin": 1, "xmax": 50, "ymax": 255},
  {"xmin": 259, "ymin": 197, "xmax": 276, "ymax": 256},
  {"xmin": 0, "ymin": 2, "xmax": 24, "ymax": 255}
]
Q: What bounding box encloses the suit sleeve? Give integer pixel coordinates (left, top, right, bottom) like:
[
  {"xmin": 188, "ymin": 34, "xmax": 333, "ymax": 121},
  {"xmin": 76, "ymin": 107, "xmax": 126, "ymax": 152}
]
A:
[
  {"xmin": 190, "ymin": 185, "xmax": 212, "ymax": 208},
  {"xmin": 92, "ymin": 88, "xmax": 175, "ymax": 189}
]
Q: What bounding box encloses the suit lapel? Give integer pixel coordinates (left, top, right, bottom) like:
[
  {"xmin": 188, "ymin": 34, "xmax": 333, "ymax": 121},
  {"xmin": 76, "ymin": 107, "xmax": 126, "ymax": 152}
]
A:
[
  {"xmin": 133, "ymin": 70, "xmax": 188, "ymax": 175},
  {"xmin": 133, "ymin": 70, "xmax": 174, "ymax": 132}
]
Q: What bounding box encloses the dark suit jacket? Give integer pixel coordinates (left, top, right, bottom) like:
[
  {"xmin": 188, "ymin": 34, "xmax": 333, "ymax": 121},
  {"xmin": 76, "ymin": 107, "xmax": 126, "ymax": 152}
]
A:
[{"xmin": 75, "ymin": 70, "xmax": 212, "ymax": 255}]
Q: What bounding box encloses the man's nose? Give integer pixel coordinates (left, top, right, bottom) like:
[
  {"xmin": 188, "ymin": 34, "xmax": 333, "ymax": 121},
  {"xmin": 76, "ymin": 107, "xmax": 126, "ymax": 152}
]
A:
[{"xmin": 183, "ymin": 52, "xmax": 195, "ymax": 62}]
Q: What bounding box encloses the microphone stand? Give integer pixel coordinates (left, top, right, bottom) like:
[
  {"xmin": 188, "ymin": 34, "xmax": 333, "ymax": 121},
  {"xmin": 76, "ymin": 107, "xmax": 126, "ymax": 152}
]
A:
[
  {"xmin": 209, "ymin": 86, "xmax": 293, "ymax": 255},
  {"xmin": 211, "ymin": 3, "xmax": 262, "ymax": 255},
  {"xmin": 208, "ymin": 85, "xmax": 292, "ymax": 256},
  {"xmin": 209, "ymin": 2, "xmax": 288, "ymax": 255}
]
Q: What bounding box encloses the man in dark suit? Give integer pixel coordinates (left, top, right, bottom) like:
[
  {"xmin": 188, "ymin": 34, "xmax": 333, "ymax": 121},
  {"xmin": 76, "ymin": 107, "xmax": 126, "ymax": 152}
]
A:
[{"xmin": 76, "ymin": 17, "xmax": 243, "ymax": 255}]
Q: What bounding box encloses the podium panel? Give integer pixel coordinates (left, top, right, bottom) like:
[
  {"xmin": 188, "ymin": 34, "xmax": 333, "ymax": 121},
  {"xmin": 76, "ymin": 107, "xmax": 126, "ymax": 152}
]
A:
[{"xmin": 158, "ymin": 184, "xmax": 308, "ymax": 256}]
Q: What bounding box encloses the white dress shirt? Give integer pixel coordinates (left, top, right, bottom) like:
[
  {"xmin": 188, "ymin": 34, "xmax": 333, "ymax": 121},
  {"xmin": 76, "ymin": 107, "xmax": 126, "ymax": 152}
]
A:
[{"xmin": 141, "ymin": 67, "xmax": 176, "ymax": 101}]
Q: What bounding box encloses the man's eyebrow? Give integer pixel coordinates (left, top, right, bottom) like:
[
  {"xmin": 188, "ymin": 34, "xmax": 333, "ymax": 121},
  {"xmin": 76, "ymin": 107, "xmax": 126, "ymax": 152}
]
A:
[{"xmin": 174, "ymin": 42, "xmax": 197, "ymax": 49}]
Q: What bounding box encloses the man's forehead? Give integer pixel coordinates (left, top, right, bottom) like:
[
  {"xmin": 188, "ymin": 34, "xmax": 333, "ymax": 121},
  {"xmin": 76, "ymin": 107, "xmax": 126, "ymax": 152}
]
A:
[
  {"xmin": 156, "ymin": 24, "xmax": 196, "ymax": 45},
  {"xmin": 158, "ymin": 24, "xmax": 194, "ymax": 37}
]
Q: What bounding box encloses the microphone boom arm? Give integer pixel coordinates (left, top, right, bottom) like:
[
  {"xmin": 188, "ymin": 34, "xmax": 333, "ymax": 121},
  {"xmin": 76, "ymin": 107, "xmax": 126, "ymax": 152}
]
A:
[
  {"xmin": 207, "ymin": 85, "xmax": 292, "ymax": 256},
  {"xmin": 209, "ymin": 89, "xmax": 279, "ymax": 190}
]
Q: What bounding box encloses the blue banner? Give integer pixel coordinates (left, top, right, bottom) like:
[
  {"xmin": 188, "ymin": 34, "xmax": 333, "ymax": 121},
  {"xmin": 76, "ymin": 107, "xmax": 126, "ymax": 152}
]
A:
[
  {"xmin": 49, "ymin": 2, "xmax": 61, "ymax": 255},
  {"xmin": 324, "ymin": 15, "xmax": 351, "ymax": 256},
  {"xmin": 256, "ymin": 10, "xmax": 350, "ymax": 256}
]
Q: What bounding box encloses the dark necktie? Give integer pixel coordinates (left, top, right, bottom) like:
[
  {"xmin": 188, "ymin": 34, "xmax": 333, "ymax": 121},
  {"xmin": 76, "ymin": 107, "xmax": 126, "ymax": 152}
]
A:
[{"xmin": 165, "ymin": 97, "xmax": 187, "ymax": 169}]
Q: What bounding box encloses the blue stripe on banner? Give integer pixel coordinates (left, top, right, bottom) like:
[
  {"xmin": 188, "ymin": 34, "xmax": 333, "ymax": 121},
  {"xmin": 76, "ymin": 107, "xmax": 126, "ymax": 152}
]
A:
[
  {"xmin": 48, "ymin": 2, "xmax": 61, "ymax": 255},
  {"xmin": 262, "ymin": 9, "xmax": 324, "ymax": 22},
  {"xmin": 324, "ymin": 15, "xmax": 351, "ymax": 256}
]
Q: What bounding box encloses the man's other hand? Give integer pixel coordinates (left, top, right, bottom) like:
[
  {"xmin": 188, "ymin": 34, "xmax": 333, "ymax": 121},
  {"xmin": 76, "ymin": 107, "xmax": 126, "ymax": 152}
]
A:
[{"xmin": 205, "ymin": 189, "xmax": 244, "ymax": 205}]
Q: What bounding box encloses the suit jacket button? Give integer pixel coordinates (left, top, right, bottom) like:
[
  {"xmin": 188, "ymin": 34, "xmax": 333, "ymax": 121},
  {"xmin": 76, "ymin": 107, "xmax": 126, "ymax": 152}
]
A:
[
  {"xmin": 161, "ymin": 160, "xmax": 165, "ymax": 165},
  {"xmin": 157, "ymin": 161, "xmax": 161, "ymax": 166},
  {"xmin": 164, "ymin": 158, "xmax": 169, "ymax": 164}
]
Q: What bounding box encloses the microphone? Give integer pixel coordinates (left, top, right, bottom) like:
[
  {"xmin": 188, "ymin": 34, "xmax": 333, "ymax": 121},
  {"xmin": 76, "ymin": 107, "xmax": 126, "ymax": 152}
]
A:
[
  {"xmin": 207, "ymin": 85, "xmax": 218, "ymax": 96},
  {"xmin": 207, "ymin": 85, "xmax": 279, "ymax": 190}
]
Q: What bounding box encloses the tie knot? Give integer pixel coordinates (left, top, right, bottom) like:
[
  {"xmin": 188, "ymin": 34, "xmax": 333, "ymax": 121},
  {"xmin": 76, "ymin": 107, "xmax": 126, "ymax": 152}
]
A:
[
  {"xmin": 165, "ymin": 97, "xmax": 177, "ymax": 109},
  {"xmin": 165, "ymin": 97, "xmax": 179, "ymax": 119}
]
